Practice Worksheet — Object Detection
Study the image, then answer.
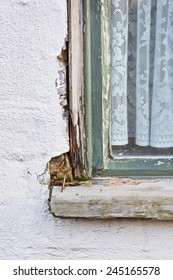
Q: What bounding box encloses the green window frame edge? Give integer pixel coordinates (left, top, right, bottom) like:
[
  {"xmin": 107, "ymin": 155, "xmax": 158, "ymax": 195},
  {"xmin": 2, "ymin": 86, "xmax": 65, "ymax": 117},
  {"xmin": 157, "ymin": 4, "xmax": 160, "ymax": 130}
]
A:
[{"xmin": 83, "ymin": 0, "xmax": 173, "ymax": 177}]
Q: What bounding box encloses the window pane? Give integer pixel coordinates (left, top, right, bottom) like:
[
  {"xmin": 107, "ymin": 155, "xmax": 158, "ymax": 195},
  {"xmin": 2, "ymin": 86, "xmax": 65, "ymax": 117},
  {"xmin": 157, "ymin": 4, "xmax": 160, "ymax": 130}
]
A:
[{"xmin": 110, "ymin": 0, "xmax": 173, "ymax": 158}]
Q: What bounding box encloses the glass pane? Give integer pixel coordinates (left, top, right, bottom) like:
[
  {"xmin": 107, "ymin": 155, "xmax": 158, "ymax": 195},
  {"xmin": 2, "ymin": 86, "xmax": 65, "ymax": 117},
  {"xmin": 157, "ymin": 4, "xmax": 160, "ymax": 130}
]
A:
[{"xmin": 110, "ymin": 0, "xmax": 173, "ymax": 158}]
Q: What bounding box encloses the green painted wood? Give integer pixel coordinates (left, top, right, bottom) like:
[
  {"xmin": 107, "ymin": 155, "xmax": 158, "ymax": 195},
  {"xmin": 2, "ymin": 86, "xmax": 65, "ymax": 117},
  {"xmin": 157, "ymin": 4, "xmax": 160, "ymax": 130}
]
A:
[
  {"xmin": 90, "ymin": 0, "xmax": 103, "ymax": 170},
  {"xmin": 101, "ymin": 0, "xmax": 111, "ymax": 162},
  {"xmin": 83, "ymin": 0, "xmax": 173, "ymax": 178},
  {"xmin": 83, "ymin": 0, "xmax": 93, "ymax": 175},
  {"xmin": 93, "ymin": 158, "xmax": 173, "ymax": 177},
  {"xmin": 83, "ymin": 0, "xmax": 103, "ymax": 172}
]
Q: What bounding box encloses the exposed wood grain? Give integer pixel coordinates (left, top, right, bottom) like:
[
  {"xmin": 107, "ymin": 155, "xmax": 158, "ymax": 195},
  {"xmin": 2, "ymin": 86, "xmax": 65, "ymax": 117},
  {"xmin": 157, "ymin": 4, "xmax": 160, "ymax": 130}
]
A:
[
  {"xmin": 51, "ymin": 179, "xmax": 173, "ymax": 220},
  {"xmin": 68, "ymin": 0, "xmax": 83, "ymax": 128},
  {"xmin": 68, "ymin": 0, "xmax": 87, "ymax": 178}
]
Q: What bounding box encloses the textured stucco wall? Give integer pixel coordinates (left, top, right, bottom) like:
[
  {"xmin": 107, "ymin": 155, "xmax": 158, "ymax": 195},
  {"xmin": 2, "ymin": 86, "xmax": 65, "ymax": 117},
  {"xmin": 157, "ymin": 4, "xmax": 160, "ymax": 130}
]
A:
[{"xmin": 1, "ymin": 0, "xmax": 173, "ymax": 260}]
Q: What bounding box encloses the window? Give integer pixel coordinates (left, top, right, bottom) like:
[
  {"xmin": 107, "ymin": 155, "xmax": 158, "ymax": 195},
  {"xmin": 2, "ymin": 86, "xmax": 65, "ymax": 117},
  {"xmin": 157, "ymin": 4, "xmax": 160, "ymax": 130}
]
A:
[
  {"xmin": 111, "ymin": 0, "xmax": 173, "ymax": 157},
  {"xmin": 83, "ymin": 0, "xmax": 173, "ymax": 176},
  {"xmin": 50, "ymin": 0, "xmax": 173, "ymax": 219}
]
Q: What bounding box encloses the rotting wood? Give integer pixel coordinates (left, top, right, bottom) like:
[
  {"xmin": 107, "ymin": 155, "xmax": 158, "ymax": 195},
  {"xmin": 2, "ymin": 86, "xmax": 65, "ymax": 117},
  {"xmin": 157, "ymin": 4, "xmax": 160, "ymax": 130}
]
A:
[
  {"xmin": 49, "ymin": 0, "xmax": 88, "ymax": 186},
  {"xmin": 68, "ymin": 0, "xmax": 87, "ymax": 178},
  {"xmin": 49, "ymin": 152, "xmax": 90, "ymax": 186},
  {"xmin": 49, "ymin": 153, "xmax": 73, "ymax": 186},
  {"xmin": 61, "ymin": 175, "xmax": 66, "ymax": 193},
  {"xmin": 101, "ymin": 178, "xmax": 159, "ymax": 186},
  {"xmin": 51, "ymin": 179, "xmax": 173, "ymax": 220}
]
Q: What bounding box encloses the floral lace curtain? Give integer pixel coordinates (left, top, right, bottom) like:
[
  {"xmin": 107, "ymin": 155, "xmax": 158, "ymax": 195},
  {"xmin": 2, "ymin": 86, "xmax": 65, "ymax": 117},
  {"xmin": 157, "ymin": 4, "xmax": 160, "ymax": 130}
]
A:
[{"xmin": 110, "ymin": 0, "xmax": 173, "ymax": 148}]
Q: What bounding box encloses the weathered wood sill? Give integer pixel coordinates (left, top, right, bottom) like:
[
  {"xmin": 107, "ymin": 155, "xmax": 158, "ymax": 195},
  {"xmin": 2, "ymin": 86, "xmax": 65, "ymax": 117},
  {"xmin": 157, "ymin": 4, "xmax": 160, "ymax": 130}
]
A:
[{"xmin": 50, "ymin": 178, "xmax": 173, "ymax": 220}]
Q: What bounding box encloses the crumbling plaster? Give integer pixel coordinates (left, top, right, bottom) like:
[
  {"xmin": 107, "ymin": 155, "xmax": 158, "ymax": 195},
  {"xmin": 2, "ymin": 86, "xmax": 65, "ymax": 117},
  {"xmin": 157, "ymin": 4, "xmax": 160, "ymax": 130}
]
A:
[{"xmin": 1, "ymin": 0, "xmax": 173, "ymax": 260}]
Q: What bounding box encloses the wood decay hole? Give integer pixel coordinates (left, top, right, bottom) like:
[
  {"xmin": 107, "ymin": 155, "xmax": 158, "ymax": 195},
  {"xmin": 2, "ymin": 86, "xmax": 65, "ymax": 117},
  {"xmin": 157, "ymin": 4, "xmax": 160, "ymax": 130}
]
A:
[{"xmin": 49, "ymin": 111, "xmax": 88, "ymax": 188}]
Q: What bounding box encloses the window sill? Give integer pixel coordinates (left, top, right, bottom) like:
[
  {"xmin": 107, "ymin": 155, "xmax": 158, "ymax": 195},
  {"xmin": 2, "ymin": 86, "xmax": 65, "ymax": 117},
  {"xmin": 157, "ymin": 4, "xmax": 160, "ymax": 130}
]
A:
[{"xmin": 50, "ymin": 178, "xmax": 173, "ymax": 220}]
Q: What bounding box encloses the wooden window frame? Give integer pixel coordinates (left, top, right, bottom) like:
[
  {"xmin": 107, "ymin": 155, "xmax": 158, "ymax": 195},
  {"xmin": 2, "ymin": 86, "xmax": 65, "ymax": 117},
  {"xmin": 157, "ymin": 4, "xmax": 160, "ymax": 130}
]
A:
[
  {"xmin": 82, "ymin": 0, "xmax": 173, "ymax": 177},
  {"xmin": 50, "ymin": 0, "xmax": 173, "ymax": 220}
]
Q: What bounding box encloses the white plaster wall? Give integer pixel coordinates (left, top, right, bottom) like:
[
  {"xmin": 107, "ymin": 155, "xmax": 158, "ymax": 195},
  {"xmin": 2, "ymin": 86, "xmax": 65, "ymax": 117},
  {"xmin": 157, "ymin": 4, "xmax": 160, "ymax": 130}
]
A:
[{"xmin": 1, "ymin": 0, "xmax": 173, "ymax": 260}]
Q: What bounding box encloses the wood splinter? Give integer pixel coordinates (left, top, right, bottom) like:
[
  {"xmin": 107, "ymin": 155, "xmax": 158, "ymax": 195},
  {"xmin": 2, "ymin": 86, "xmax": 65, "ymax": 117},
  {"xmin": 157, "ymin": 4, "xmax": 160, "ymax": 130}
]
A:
[{"xmin": 61, "ymin": 174, "xmax": 66, "ymax": 193}]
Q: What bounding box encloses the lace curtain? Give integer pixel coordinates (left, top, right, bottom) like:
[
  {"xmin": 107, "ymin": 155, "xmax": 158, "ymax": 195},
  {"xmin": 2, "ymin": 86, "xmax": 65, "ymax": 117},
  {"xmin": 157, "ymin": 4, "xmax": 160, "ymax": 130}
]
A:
[{"xmin": 110, "ymin": 0, "xmax": 173, "ymax": 148}]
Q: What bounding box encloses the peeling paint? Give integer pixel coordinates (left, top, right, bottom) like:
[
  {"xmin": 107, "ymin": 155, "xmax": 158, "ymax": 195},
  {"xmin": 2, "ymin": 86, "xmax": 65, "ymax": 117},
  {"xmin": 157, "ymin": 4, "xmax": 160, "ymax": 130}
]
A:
[
  {"xmin": 56, "ymin": 38, "xmax": 69, "ymax": 120},
  {"xmin": 156, "ymin": 161, "xmax": 164, "ymax": 166},
  {"xmin": 50, "ymin": 29, "xmax": 87, "ymax": 186},
  {"xmin": 37, "ymin": 163, "xmax": 50, "ymax": 186},
  {"xmin": 101, "ymin": 0, "xmax": 111, "ymax": 160}
]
